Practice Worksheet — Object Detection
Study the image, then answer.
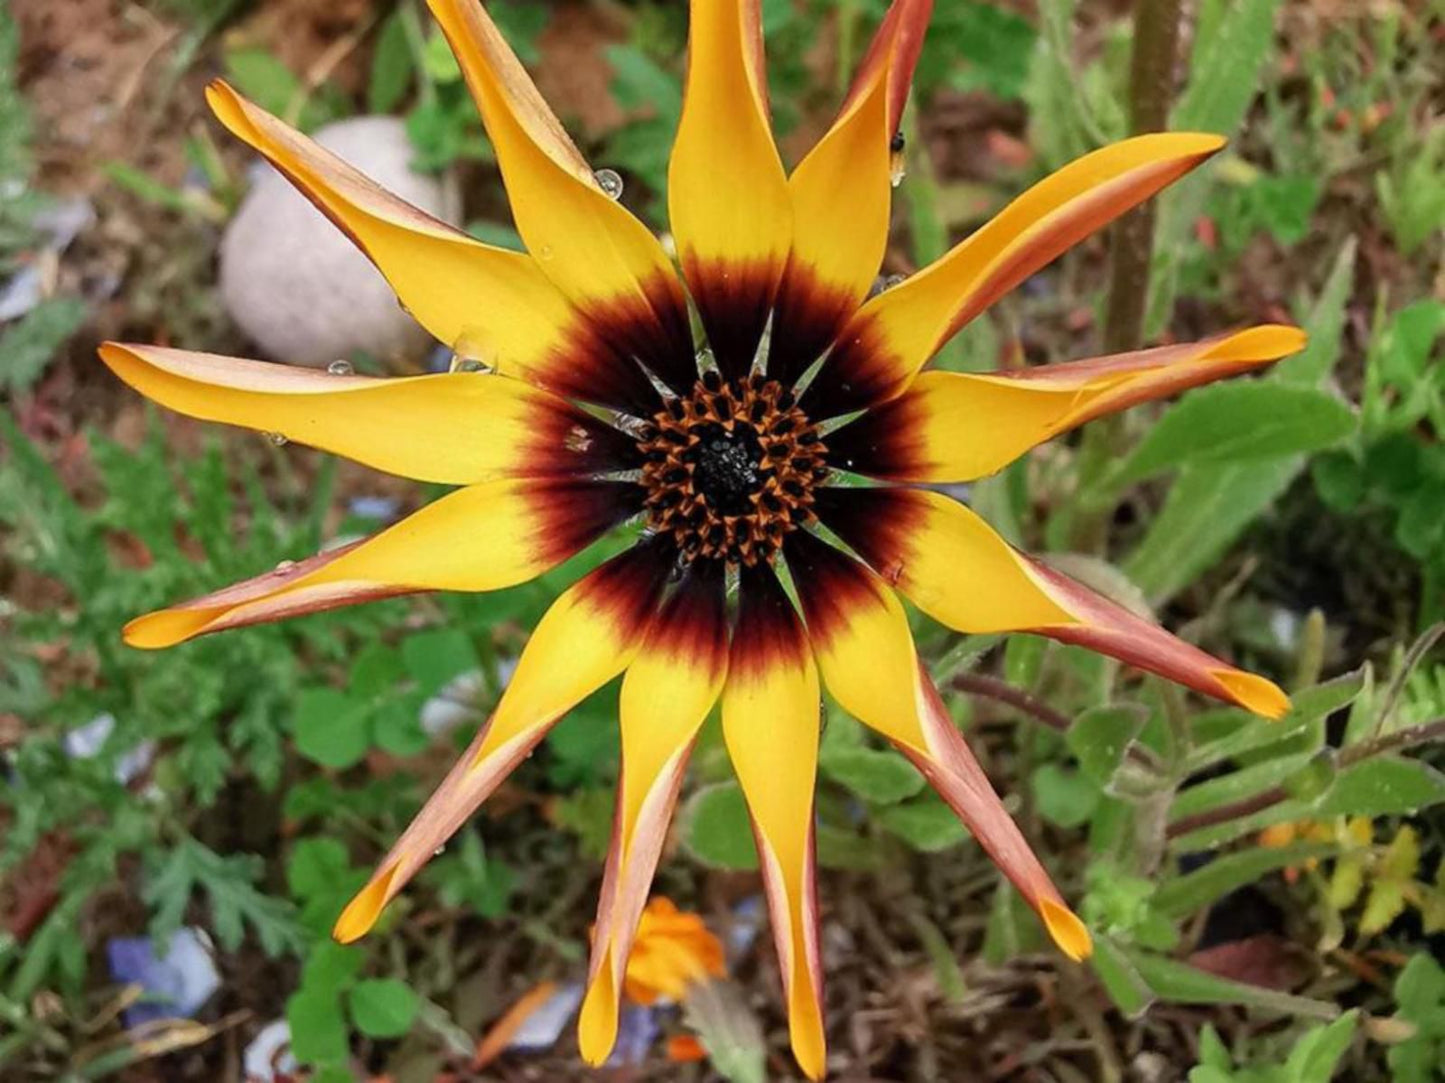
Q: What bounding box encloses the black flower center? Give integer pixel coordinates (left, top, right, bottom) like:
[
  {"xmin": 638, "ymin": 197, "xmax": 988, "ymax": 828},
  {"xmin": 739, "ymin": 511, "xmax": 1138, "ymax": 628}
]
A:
[{"xmin": 636, "ymin": 373, "xmax": 829, "ymax": 565}]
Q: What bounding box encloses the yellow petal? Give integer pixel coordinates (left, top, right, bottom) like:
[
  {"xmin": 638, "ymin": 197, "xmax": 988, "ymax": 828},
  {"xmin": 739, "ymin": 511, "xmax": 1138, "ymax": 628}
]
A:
[
  {"xmin": 785, "ymin": 529, "xmax": 1090, "ymax": 960},
  {"xmin": 124, "ymin": 479, "xmax": 640, "ymax": 649},
  {"xmin": 203, "ymin": 82, "xmax": 622, "ymax": 395},
  {"xmin": 805, "ymin": 132, "xmax": 1226, "ymax": 415},
  {"xmin": 99, "ymin": 343, "xmax": 638, "ymax": 484},
  {"xmin": 771, "ymin": 0, "xmax": 932, "ymax": 382},
  {"xmin": 721, "ymin": 564, "xmax": 825, "ymax": 1080},
  {"xmin": 334, "ymin": 540, "xmax": 670, "ymax": 943},
  {"xmin": 579, "ymin": 561, "xmax": 729, "ymax": 1066},
  {"xmin": 827, "ymin": 326, "xmax": 1309, "ymax": 482},
  {"xmin": 426, "ymin": 0, "xmax": 696, "ymax": 397},
  {"xmin": 815, "ymin": 487, "xmax": 1289, "ymax": 718},
  {"xmin": 670, "ymin": 0, "xmax": 792, "ymax": 379}
]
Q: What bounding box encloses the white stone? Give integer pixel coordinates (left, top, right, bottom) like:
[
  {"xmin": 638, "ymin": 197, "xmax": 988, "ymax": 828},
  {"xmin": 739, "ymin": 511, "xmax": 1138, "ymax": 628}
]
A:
[{"xmin": 220, "ymin": 116, "xmax": 457, "ymax": 367}]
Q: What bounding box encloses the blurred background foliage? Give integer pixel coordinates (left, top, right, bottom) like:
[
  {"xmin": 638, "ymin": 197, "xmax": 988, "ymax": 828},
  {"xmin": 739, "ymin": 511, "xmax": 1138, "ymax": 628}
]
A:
[{"xmin": 1, "ymin": 0, "xmax": 1443, "ymax": 1080}]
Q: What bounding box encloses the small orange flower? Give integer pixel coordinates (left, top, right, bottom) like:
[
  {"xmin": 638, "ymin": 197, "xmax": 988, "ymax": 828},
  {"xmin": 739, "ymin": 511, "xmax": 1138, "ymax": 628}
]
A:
[
  {"xmin": 102, "ymin": 0, "xmax": 1304, "ymax": 1075},
  {"xmin": 621, "ymin": 897, "xmax": 726, "ymax": 1005}
]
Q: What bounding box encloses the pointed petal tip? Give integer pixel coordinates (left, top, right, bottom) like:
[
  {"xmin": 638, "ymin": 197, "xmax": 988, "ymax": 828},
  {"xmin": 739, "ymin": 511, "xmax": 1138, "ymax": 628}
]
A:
[
  {"xmin": 790, "ymin": 1010, "xmax": 827, "ymax": 1081},
  {"xmin": 576, "ymin": 977, "xmax": 619, "ymax": 1067},
  {"xmin": 332, "ymin": 865, "xmax": 398, "ymax": 944},
  {"xmin": 1039, "ymin": 897, "xmax": 1092, "ymax": 962},
  {"xmin": 122, "ymin": 611, "xmax": 199, "ymax": 651},
  {"xmin": 1212, "ymin": 669, "xmax": 1291, "ymax": 720}
]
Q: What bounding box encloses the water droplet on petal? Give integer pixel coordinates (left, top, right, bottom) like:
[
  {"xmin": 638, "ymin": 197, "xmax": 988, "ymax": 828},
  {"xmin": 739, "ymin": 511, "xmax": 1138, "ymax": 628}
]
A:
[
  {"xmin": 882, "ymin": 273, "xmax": 908, "ymax": 290},
  {"xmin": 274, "ymin": 559, "xmax": 297, "ymax": 573},
  {"xmin": 433, "ymin": 846, "xmax": 445, "ymax": 856},
  {"xmin": 327, "ymin": 359, "xmax": 354, "ymax": 376},
  {"xmin": 263, "ymin": 431, "xmax": 289, "ymax": 446},
  {"xmin": 593, "ymin": 168, "xmax": 624, "ymax": 200},
  {"xmin": 451, "ymin": 356, "xmax": 495, "ymax": 375},
  {"xmin": 538, "ymin": 244, "xmax": 555, "ymax": 261}
]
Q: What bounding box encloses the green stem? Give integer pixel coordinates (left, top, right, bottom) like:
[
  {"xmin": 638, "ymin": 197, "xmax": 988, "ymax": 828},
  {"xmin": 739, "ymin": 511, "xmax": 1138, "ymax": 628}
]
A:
[{"xmin": 1071, "ymin": 0, "xmax": 1186, "ymax": 553}]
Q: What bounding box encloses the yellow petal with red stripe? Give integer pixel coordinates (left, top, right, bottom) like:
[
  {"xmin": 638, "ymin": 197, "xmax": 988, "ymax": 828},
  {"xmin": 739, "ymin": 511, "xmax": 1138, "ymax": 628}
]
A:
[
  {"xmin": 815, "ymin": 487, "xmax": 1289, "ymax": 719},
  {"xmin": 204, "ymin": 82, "xmax": 580, "ymax": 383},
  {"xmin": 426, "ymin": 0, "xmax": 694, "ymax": 398},
  {"xmin": 785, "ymin": 530, "xmax": 1089, "ymax": 960},
  {"xmin": 333, "ymin": 542, "xmax": 670, "ymax": 944},
  {"xmin": 805, "ymin": 133, "xmax": 1226, "ymax": 416},
  {"xmin": 827, "ymin": 326, "xmax": 1308, "ymax": 482},
  {"xmin": 579, "ymin": 562, "xmax": 728, "ymax": 1065},
  {"xmin": 99, "ymin": 343, "xmax": 637, "ymax": 484},
  {"xmin": 670, "ymin": 0, "xmax": 792, "ymax": 379},
  {"xmin": 721, "ymin": 564, "xmax": 825, "ymax": 1080},
  {"xmin": 123, "ymin": 480, "xmax": 640, "ymax": 649}
]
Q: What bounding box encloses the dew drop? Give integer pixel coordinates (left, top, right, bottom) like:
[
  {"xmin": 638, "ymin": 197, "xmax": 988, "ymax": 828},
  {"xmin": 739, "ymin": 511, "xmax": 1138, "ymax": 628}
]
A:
[
  {"xmin": 326, "ymin": 359, "xmax": 354, "ymax": 376},
  {"xmin": 538, "ymin": 244, "xmax": 555, "ymax": 261},
  {"xmin": 451, "ymin": 356, "xmax": 495, "ymax": 375},
  {"xmin": 433, "ymin": 846, "xmax": 445, "ymax": 856},
  {"xmin": 274, "ymin": 559, "xmax": 297, "ymax": 573},
  {"xmin": 594, "ymin": 168, "xmax": 624, "ymax": 200},
  {"xmin": 890, "ymin": 162, "xmax": 906, "ymax": 188},
  {"xmin": 882, "ymin": 273, "xmax": 908, "ymax": 290},
  {"xmin": 263, "ymin": 431, "xmax": 289, "ymax": 446}
]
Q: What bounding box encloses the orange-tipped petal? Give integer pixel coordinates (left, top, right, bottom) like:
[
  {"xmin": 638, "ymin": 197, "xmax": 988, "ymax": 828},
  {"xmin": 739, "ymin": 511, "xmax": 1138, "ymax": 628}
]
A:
[
  {"xmin": 838, "ymin": 0, "xmax": 932, "ymax": 141},
  {"xmin": 579, "ymin": 562, "xmax": 728, "ymax": 1066},
  {"xmin": 425, "ymin": 0, "xmax": 695, "ymax": 399},
  {"xmin": 805, "ymin": 132, "xmax": 1226, "ymax": 416},
  {"xmin": 815, "ymin": 487, "xmax": 1289, "ymax": 718},
  {"xmin": 124, "ymin": 480, "xmax": 640, "ymax": 649},
  {"xmin": 670, "ymin": 0, "xmax": 792, "ymax": 379},
  {"xmin": 99, "ymin": 343, "xmax": 637, "ymax": 485},
  {"xmin": 827, "ymin": 326, "xmax": 1309, "ymax": 482},
  {"xmin": 770, "ymin": 2, "xmax": 929, "ymax": 382},
  {"xmin": 202, "ymin": 82, "xmax": 622, "ymax": 396},
  {"xmin": 333, "ymin": 541, "xmax": 671, "ymax": 944},
  {"xmin": 721, "ymin": 564, "xmax": 825, "ymax": 1080},
  {"xmin": 785, "ymin": 530, "xmax": 1090, "ymax": 960}
]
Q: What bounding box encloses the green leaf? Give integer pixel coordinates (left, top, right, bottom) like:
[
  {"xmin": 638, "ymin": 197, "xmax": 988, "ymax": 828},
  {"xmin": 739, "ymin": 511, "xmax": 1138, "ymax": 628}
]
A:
[
  {"xmin": 368, "ymin": 7, "xmax": 414, "ymax": 113},
  {"xmin": 681, "ymin": 782, "xmax": 758, "ymax": 871},
  {"xmin": 821, "ymin": 745, "xmax": 925, "ymax": 805},
  {"xmin": 287, "ymin": 987, "xmax": 349, "ymax": 1066},
  {"xmin": 877, "ymin": 796, "xmax": 970, "ymax": 852},
  {"xmin": 1112, "ymin": 383, "xmax": 1355, "ymax": 486},
  {"xmin": 301, "ymin": 941, "xmax": 365, "ymax": 994},
  {"xmin": 1128, "ymin": 950, "xmax": 1338, "ymax": 1019},
  {"xmin": 224, "ymin": 46, "xmax": 302, "ymax": 119},
  {"xmin": 1031, "ymin": 764, "xmax": 1099, "ymax": 828},
  {"xmin": 287, "ymin": 838, "xmax": 353, "ymax": 901},
  {"xmin": 401, "ymin": 629, "xmax": 477, "ymax": 694},
  {"xmin": 1315, "ymin": 757, "xmax": 1445, "ymax": 818},
  {"xmin": 1068, "ymin": 704, "xmax": 1147, "ymax": 787},
  {"xmin": 1153, "ymin": 841, "xmax": 1336, "ymax": 920},
  {"xmin": 1125, "ymin": 239, "xmax": 1356, "ymax": 603},
  {"xmin": 292, "ymin": 687, "xmax": 370, "ymax": 769},
  {"xmin": 145, "ymin": 837, "xmax": 301, "ymax": 957},
  {"xmin": 1284, "ymin": 1011, "xmax": 1358, "ymax": 1081},
  {"xmin": 681, "ymin": 980, "xmax": 766, "ymax": 1083},
  {"xmin": 1312, "ymin": 451, "xmax": 1365, "ymax": 512},
  {"xmin": 348, "ymin": 978, "xmax": 419, "ymax": 1039},
  {"xmin": 1091, "ymin": 937, "xmax": 1154, "ymax": 1016},
  {"xmin": 0, "ymin": 296, "xmax": 86, "ymax": 393}
]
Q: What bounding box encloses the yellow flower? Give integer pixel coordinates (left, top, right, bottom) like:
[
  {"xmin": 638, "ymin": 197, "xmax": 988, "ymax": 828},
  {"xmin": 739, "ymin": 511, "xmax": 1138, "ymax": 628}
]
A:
[
  {"xmin": 621, "ymin": 897, "xmax": 726, "ymax": 1005},
  {"xmin": 101, "ymin": 0, "xmax": 1304, "ymax": 1076}
]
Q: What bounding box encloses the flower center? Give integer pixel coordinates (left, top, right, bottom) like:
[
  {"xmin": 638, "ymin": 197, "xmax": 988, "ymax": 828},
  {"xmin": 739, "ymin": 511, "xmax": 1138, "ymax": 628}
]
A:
[{"xmin": 637, "ymin": 372, "xmax": 828, "ymax": 565}]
